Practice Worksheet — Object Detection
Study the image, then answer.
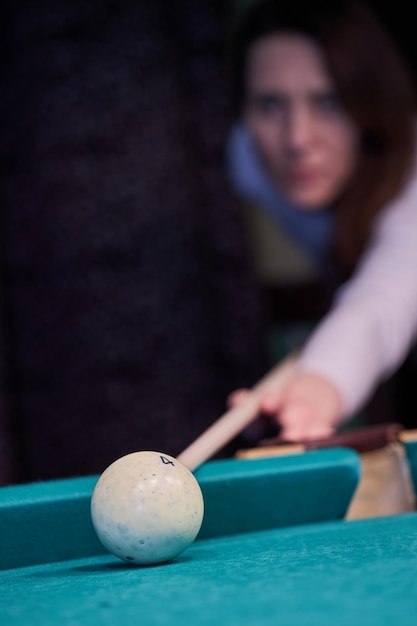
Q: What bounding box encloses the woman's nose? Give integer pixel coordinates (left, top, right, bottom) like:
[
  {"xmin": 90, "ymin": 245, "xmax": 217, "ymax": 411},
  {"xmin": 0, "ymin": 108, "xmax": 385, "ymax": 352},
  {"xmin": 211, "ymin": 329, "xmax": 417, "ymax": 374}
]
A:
[{"xmin": 284, "ymin": 107, "xmax": 312, "ymax": 154}]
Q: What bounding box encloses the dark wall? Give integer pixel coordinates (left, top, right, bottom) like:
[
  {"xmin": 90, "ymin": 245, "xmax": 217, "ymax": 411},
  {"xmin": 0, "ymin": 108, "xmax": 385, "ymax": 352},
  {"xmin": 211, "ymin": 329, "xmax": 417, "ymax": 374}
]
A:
[
  {"xmin": 367, "ymin": 2, "xmax": 417, "ymax": 75},
  {"xmin": 0, "ymin": 0, "xmax": 267, "ymax": 484}
]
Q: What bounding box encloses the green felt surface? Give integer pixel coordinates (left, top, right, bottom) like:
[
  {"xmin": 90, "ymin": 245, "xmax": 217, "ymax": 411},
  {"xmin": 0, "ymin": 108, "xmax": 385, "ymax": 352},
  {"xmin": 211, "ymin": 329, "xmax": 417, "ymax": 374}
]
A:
[
  {"xmin": 0, "ymin": 449, "xmax": 359, "ymax": 570},
  {"xmin": 2, "ymin": 513, "xmax": 417, "ymax": 626}
]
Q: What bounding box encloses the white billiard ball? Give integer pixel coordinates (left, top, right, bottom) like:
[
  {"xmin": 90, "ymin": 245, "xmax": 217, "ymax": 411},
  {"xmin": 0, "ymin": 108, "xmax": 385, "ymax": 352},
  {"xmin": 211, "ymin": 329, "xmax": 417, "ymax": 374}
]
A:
[{"xmin": 90, "ymin": 451, "xmax": 204, "ymax": 565}]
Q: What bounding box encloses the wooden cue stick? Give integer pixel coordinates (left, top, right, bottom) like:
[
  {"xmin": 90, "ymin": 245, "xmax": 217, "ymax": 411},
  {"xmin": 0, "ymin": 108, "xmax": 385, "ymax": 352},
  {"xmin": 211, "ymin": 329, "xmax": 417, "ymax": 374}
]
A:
[
  {"xmin": 236, "ymin": 444, "xmax": 306, "ymax": 459},
  {"xmin": 237, "ymin": 422, "xmax": 408, "ymax": 459},
  {"xmin": 177, "ymin": 352, "xmax": 298, "ymax": 471},
  {"xmin": 398, "ymin": 429, "xmax": 417, "ymax": 443}
]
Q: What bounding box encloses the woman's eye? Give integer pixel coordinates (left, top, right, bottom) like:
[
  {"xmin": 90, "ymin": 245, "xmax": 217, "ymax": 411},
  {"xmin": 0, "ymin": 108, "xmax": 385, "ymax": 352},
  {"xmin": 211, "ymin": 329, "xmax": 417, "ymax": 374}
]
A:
[
  {"xmin": 315, "ymin": 93, "xmax": 341, "ymax": 113},
  {"xmin": 254, "ymin": 96, "xmax": 286, "ymax": 114}
]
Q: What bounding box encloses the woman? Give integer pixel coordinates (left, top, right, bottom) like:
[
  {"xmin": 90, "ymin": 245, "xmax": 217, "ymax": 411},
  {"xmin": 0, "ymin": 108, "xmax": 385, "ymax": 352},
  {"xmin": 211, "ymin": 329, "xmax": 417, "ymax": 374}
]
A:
[{"xmin": 227, "ymin": 0, "xmax": 417, "ymax": 441}]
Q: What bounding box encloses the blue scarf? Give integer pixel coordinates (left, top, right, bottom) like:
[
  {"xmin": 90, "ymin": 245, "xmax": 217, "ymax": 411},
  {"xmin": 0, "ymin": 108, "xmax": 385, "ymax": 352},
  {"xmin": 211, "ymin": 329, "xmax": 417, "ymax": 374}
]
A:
[{"xmin": 226, "ymin": 123, "xmax": 334, "ymax": 273}]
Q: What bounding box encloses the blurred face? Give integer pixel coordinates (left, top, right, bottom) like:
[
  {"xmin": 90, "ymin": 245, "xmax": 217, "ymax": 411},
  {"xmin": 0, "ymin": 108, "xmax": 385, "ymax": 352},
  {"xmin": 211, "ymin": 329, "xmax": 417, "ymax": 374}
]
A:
[{"xmin": 243, "ymin": 34, "xmax": 359, "ymax": 209}]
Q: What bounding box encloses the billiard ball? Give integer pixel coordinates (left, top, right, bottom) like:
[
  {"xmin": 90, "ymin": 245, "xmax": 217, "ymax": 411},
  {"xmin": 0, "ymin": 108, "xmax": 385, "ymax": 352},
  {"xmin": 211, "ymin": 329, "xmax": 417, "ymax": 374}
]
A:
[{"xmin": 90, "ymin": 451, "xmax": 204, "ymax": 565}]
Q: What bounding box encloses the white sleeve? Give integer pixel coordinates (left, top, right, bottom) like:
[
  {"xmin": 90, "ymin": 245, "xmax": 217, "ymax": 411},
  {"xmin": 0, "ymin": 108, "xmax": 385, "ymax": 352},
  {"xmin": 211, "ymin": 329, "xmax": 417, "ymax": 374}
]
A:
[{"xmin": 298, "ymin": 170, "xmax": 417, "ymax": 418}]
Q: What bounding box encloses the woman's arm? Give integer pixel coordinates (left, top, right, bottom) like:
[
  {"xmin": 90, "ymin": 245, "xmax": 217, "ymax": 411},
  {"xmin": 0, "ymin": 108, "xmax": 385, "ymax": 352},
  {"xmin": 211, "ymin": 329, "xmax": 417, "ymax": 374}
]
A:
[
  {"xmin": 229, "ymin": 170, "xmax": 417, "ymax": 439},
  {"xmin": 298, "ymin": 169, "xmax": 417, "ymax": 420}
]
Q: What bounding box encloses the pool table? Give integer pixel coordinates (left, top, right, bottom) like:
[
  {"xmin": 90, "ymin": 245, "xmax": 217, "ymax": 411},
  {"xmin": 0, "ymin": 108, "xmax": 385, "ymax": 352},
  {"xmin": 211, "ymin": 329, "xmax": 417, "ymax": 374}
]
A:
[{"xmin": 1, "ymin": 447, "xmax": 417, "ymax": 625}]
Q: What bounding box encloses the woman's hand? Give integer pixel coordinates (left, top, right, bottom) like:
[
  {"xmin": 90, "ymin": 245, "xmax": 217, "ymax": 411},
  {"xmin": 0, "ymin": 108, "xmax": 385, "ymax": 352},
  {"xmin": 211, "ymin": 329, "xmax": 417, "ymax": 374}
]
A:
[{"xmin": 228, "ymin": 371, "xmax": 344, "ymax": 442}]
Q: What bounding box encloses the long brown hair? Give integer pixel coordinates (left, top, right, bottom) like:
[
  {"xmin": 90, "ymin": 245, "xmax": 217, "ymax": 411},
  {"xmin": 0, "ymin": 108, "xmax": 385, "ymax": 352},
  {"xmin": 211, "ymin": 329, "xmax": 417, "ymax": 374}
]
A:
[{"xmin": 231, "ymin": 1, "xmax": 417, "ymax": 274}]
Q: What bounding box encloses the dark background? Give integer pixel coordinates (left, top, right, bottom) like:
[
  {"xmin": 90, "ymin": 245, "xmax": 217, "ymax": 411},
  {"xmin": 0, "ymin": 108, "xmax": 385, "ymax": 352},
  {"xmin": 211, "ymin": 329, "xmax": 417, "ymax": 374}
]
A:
[{"xmin": 0, "ymin": 0, "xmax": 268, "ymax": 484}]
